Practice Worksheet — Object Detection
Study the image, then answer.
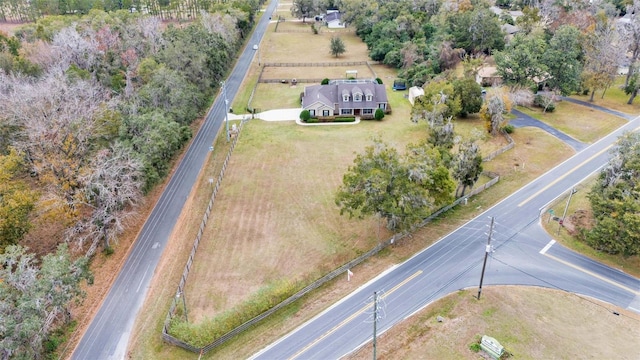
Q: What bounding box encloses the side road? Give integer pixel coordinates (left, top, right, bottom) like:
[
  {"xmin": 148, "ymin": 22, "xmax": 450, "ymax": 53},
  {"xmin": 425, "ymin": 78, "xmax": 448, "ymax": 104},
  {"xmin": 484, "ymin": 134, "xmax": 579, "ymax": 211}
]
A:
[{"xmin": 511, "ymin": 109, "xmax": 588, "ymax": 152}]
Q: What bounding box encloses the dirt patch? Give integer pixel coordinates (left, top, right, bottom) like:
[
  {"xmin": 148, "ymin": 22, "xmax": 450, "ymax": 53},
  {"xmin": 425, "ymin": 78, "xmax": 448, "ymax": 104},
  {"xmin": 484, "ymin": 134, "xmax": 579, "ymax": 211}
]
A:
[
  {"xmin": 564, "ymin": 209, "xmax": 593, "ymax": 236},
  {"xmin": 0, "ymin": 22, "xmax": 25, "ymax": 36},
  {"xmin": 345, "ymin": 286, "xmax": 640, "ymax": 360}
]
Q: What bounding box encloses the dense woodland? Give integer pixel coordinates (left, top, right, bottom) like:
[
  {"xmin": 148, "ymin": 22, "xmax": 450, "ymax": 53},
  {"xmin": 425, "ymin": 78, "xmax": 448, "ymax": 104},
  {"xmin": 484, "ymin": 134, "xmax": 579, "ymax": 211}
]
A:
[
  {"xmin": 0, "ymin": 2, "xmax": 259, "ymax": 357},
  {"xmin": 0, "ymin": 0, "xmax": 223, "ymax": 22}
]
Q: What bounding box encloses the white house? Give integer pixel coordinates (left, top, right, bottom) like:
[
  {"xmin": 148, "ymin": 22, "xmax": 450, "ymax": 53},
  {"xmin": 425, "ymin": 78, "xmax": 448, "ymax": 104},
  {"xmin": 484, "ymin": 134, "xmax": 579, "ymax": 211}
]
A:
[
  {"xmin": 325, "ymin": 10, "xmax": 345, "ymax": 28},
  {"xmin": 301, "ymin": 79, "xmax": 389, "ymax": 118}
]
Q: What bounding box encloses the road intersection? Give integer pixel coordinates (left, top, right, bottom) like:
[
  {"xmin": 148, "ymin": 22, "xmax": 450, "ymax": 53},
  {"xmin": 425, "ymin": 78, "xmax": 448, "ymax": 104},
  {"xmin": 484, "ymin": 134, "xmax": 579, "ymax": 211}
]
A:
[{"xmin": 251, "ymin": 114, "xmax": 640, "ymax": 359}]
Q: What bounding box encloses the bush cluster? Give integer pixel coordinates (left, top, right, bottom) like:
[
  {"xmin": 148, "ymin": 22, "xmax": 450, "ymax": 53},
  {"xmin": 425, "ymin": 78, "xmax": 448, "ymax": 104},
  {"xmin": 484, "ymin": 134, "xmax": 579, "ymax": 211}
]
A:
[
  {"xmin": 169, "ymin": 279, "xmax": 305, "ymax": 347},
  {"xmin": 533, "ymin": 94, "xmax": 556, "ymax": 112}
]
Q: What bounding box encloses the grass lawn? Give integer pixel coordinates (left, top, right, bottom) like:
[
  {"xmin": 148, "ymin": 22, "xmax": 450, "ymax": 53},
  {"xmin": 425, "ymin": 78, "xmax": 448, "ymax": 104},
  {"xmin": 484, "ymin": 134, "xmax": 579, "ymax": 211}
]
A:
[
  {"xmin": 261, "ymin": 28, "xmax": 369, "ymax": 63},
  {"xmin": 251, "ymin": 83, "xmax": 303, "ymax": 109},
  {"xmin": 345, "ymin": 287, "xmax": 640, "ymax": 359},
  {"xmin": 516, "ymin": 102, "xmax": 627, "ymax": 144},
  {"xmin": 127, "ymin": 117, "xmax": 581, "ymax": 360}
]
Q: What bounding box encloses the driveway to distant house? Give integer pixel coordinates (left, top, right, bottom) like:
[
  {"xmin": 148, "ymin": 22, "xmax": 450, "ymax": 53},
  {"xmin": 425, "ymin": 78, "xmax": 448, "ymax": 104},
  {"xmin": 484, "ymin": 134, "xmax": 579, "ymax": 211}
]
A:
[
  {"xmin": 510, "ymin": 109, "xmax": 588, "ymax": 152},
  {"xmin": 561, "ymin": 97, "xmax": 636, "ymax": 120}
]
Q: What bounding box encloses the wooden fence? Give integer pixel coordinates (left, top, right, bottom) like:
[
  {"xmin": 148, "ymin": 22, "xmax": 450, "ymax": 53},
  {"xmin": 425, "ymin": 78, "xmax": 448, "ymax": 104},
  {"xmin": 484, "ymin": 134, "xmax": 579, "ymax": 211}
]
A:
[
  {"xmin": 262, "ymin": 61, "xmax": 370, "ymax": 67},
  {"xmin": 483, "ymin": 132, "xmax": 515, "ymax": 161},
  {"xmin": 161, "ymin": 93, "xmax": 517, "ymax": 355},
  {"xmin": 161, "ymin": 174, "xmax": 501, "ymax": 355},
  {"xmin": 162, "ymin": 118, "xmax": 249, "ymax": 350}
]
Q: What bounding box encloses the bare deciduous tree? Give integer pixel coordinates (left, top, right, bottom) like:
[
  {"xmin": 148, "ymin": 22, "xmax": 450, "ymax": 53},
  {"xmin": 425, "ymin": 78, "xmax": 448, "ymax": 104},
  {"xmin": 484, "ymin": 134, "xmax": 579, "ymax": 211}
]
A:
[
  {"xmin": 620, "ymin": 0, "xmax": 640, "ymax": 89},
  {"xmin": 52, "ymin": 25, "xmax": 99, "ymax": 71},
  {"xmin": 480, "ymin": 88, "xmax": 512, "ymax": 135},
  {"xmin": 508, "ymin": 86, "xmax": 534, "ymax": 107},
  {"xmin": 71, "ymin": 143, "xmax": 143, "ymax": 255},
  {"xmin": 582, "ymin": 11, "xmax": 620, "ymax": 101},
  {"xmin": 0, "ymin": 72, "xmax": 116, "ymax": 227},
  {"xmin": 200, "ymin": 10, "xmax": 240, "ymax": 45}
]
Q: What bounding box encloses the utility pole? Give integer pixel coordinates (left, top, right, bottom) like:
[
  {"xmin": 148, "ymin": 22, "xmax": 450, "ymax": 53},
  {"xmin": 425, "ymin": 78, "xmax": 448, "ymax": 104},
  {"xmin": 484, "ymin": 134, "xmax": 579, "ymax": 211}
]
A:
[
  {"xmin": 477, "ymin": 216, "xmax": 494, "ymax": 300},
  {"xmin": 372, "ymin": 291, "xmax": 377, "ymax": 360},
  {"xmin": 221, "ymin": 80, "xmax": 230, "ymax": 142},
  {"xmin": 557, "ymin": 188, "xmax": 577, "ymax": 235}
]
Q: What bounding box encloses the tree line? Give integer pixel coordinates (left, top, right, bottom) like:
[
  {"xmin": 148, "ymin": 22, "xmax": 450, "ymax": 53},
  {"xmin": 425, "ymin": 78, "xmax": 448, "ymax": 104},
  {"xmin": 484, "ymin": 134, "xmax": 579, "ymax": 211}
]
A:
[
  {"xmin": 0, "ymin": 4, "xmax": 258, "ymax": 357},
  {"xmin": 291, "ymin": 0, "xmax": 640, "ymax": 104},
  {"xmin": 0, "ymin": 0, "xmax": 232, "ymax": 22}
]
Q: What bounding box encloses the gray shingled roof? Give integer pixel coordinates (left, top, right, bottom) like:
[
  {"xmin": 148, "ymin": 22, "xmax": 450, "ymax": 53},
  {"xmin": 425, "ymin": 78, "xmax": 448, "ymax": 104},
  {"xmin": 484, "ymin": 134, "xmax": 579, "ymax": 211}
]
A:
[
  {"xmin": 324, "ymin": 12, "xmax": 341, "ymax": 22},
  {"xmin": 302, "ymin": 82, "xmax": 388, "ymax": 109}
]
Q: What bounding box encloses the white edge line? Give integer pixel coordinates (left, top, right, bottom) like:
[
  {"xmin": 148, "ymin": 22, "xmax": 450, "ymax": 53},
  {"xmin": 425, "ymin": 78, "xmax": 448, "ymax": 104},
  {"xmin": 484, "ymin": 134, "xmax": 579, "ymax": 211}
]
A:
[
  {"xmin": 539, "ymin": 239, "xmax": 556, "ymax": 255},
  {"xmin": 248, "ymin": 264, "xmax": 400, "ymax": 359},
  {"xmin": 627, "ymin": 306, "xmax": 640, "ymax": 314}
]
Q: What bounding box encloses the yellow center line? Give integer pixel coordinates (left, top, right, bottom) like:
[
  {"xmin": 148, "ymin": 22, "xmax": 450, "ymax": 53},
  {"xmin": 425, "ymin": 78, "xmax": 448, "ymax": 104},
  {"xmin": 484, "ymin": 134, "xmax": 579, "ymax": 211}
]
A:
[
  {"xmin": 288, "ymin": 270, "xmax": 423, "ymax": 360},
  {"xmin": 518, "ymin": 145, "xmax": 612, "ymax": 207},
  {"xmin": 544, "ymin": 253, "xmax": 640, "ymax": 295}
]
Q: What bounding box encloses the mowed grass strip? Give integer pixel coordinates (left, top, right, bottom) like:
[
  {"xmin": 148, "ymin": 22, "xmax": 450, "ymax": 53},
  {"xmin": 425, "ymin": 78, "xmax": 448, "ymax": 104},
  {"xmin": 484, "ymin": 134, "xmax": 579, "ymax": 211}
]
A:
[
  {"xmin": 516, "ymin": 102, "xmax": 627, "ymax": 144},
  {"xmin": 344, "ymin": 287, "xmax": 640, "ymax": 359}
]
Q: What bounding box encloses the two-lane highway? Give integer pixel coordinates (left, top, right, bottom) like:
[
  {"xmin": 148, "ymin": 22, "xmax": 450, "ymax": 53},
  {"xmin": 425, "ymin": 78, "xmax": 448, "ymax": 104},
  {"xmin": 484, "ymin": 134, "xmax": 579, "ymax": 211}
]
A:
[
  {"xmin": 71, "ymin": 2, "xmax": 278, "ymax": 359},
  {"xmin": 251, "ymin": 115, "xmax": 640, "ymax": 359}
]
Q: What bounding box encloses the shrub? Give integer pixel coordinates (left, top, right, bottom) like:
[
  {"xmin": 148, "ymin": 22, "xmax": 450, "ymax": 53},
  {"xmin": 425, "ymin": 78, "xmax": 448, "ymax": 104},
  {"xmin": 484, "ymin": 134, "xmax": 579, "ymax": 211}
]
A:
[
  {"xmin": 169, "ymin": 279, "xmax": 305, "ymax": 347},
  {"xmin": 533, "ymin": 94, "xmax": 556, "ymax": 112},
  {"xmin": 300, "ymin": 109, "xmax": 311, "ymax": 122},
  {"xmin": 374, "ymin": 108, "xmax": 385, "ymax": 120},
  {"xmin": 334, "ymin": 116, "xmax": 356, "ymax": 122},
  {"xmin": 321, "ymin": 78, "xmax": 330, "ymax": 85},
  {"xmin": 501, "ymin": 124, "xmax": 515, "ymax": 134},
  {"xmin": 375, "ymin": 77, "xmax": 383, "ymax": 84}
]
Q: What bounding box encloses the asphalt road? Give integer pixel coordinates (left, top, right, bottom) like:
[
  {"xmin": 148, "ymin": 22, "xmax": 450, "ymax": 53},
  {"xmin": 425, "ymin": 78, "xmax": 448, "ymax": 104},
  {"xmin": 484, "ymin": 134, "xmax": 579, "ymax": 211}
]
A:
[
  {"xmin": 70, "ymin": 2, "xmax": 278, "ymax": 359},
  {"xmin": 251, "ymin": 115, "xmax": 640, "ymax": 359}
]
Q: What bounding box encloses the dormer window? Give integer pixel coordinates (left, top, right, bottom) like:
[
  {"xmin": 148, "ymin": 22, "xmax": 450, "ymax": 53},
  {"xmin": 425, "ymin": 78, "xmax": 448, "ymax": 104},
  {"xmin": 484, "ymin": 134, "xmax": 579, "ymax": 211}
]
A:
[
  {"xmin": 342, "ymin": 89, "xmax": 350, "ymax": 102},
  {"xmin": 364, "ymin": 88, "xmax": 374, "ymax": 102},
  {"xmin": 352, "ymin": 86, "xmax": 363, "ymax": 102}
]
